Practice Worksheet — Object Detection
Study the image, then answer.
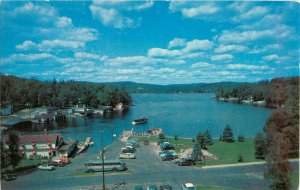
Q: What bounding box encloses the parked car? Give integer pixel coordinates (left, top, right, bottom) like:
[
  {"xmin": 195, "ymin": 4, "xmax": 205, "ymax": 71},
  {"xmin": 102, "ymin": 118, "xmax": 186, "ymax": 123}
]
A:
[
  {"xmin": 176, "ymin": 158, "xmax": 196, "ymax": 166},
  {"xmin": 125, "ymin": 146, "xmax": 137, "ymax": 151},
  {"xmin": 182, "ymin": 183, "xmax": 195, "ymax": 190},
  {"xmin": 147, "ymin": 185, "xmax": 158, "ymax": 190},
  {"xmin": 157, "ymin": 139, "xmax": 167, "ymax": 145},
  {"xmin": 160, "ymin": 142, "xmax": 174, "ymax": 151},
  {"xmin": 160, "ymin": 184, "xmax": 173, "ymax": 190},
  {"xmin": 161, "ymin": 154, "xmax": 176, "ymax": 161},
  {"xmin": 38, "ymin": 165, "xmax": 55, "ymax": 171},
  {"xmin": 127, "ymin": 139, "xmax": 140, "ymax": 147},
  {"xmin": 2, "ymin": 174, "xmax": 16, "ymax": 181},
  {"xmin": 121, "ymin": 147, "xmax": 136, "ymax": 153},
  {"xmin": 119, "ymin": 153, "xmax": 136, "ymax": 159},
  {"xmin": 144, "ymin": 140, "xmax": 149, "ymax": 145}
]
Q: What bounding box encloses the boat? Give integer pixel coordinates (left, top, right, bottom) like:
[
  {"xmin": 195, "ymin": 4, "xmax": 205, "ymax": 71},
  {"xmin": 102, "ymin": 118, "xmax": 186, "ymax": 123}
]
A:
[
  {"xmin": 132, "ymin": 117, "xmax": 148, "ymax": 125},
  {"xmin": 76, "ymin": 137, "xmax": 92, "ymax": 155}
]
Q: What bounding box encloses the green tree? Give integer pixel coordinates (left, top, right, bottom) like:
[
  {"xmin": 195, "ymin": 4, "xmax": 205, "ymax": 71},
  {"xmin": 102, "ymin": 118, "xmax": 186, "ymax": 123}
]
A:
[
  {"xmin": 191, "ymin": 140, "xmax": 203, "ymax": 161},
  {"xmin": 0, "ymin": 141, "xmax": 9, "ymax": 170},
  {"xmin": 203, "ymin": 129, "xmax": 213, "ymax": 145},
  {"xmin": 222, "ymin": 125, "xmax": 234, "ymax": 142},
  {"xmin": 7, "ymin": 131, "xmax": 21, "ymax": 170},
  {"xmin": 196, "ymin": 132, "xmax": 207, "ymax": 150},
  {"xmin": 158, "ymin": 133, "xmax": 165, "ymax": 139},
  {"xmin": 254, "ymin": 133, "xmax": 266, "ymax": 159},
  {"xmin": 237, "ymin": 135, "xmax": 245, "ymax": 142}
]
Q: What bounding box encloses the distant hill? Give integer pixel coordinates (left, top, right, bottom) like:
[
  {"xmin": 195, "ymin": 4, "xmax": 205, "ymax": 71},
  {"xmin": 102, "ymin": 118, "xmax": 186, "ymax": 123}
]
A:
[{"xmin": 99, "ymin": 81, "xmax": 250, "ymax": 94}]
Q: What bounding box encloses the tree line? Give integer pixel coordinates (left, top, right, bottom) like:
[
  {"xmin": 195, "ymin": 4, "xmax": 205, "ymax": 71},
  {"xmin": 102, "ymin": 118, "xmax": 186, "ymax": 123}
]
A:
[
  {"xmin": 215, "ymin": 77, "xmax": 299, "ymax": 108},
  {"xmin": 0, "ymin": 75, "xmax": 132, "ymax": 112}
]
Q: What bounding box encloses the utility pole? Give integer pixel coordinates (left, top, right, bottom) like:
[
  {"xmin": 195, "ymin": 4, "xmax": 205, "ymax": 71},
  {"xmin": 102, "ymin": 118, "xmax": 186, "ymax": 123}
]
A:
[{"xmin": 100, "ymin": 130, "xmax": 105, "ymax": 190}]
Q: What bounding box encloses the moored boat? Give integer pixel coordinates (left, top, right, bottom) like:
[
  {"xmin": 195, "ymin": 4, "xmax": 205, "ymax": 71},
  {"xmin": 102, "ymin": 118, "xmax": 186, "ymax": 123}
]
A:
[{"xmin": 132, "ymin": 117, "xmax": 148, "ymax": 125}]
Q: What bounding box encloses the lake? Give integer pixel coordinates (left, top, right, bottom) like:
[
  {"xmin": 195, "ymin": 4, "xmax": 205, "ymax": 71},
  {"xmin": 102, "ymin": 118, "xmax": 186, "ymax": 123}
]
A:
[{"xmin": 22, "ymin": 93, "xmax": 272, "ymax": 153}]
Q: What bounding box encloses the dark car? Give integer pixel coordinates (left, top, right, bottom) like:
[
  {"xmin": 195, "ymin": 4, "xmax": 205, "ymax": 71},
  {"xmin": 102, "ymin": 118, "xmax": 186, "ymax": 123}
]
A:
[
  {"xmin": 160, "ymin": 142, "xmax": 174, "ymax": 151},
  {"xmin": 144, "ymin": 140, "xmax": 149, "ymax": 145},
  {"xmin": 121, "ymin": 148, "xmax": 136, "ymax": 153},
  {"xmin": 161, "ymin": 154, "xmax": 175, "ymax": 161},
  {"xmin": 2, "ymin": 174, "xmax": 17, "ymax": 181},
  {"xmin": 134, "ymin": 185, "xmax": 144, "ymax": 190},
  {"xmin": 160, "ymin": 184, "xmax": 173, "ymax": 190},
  {"xmin": 177, "ymin": 158, "xmax": 196, "ymax": 166}
]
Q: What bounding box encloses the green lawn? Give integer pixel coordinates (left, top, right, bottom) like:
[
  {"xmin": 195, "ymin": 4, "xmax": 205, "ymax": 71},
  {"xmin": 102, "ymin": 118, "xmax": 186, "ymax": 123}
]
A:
[
  {"xmin": 2, "ymin": 159, "xmax": 41, "ymax": 173},
  {"xmin": 291, "ymin": 172, "xmax": 299, "ymax": 188},
  {"xmin": 197, "ymin": 185, "xmax": 238, "ymax": 190},
  {"xmin": 203, "ymin": 138, "xmax": 262, "ymax": 166}
]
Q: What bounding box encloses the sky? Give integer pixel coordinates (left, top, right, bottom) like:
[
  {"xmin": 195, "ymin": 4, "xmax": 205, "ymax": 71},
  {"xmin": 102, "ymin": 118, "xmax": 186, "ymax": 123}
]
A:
[{"xmin": 1, "ymin": 1, "xmax": 299, "ymax": 84}]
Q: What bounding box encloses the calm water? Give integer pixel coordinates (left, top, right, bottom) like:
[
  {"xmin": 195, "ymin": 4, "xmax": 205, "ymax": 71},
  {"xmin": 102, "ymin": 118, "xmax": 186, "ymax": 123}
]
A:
[{"xmin": 21, "ymin": 94, "xmax": 272, "ymax": 153}]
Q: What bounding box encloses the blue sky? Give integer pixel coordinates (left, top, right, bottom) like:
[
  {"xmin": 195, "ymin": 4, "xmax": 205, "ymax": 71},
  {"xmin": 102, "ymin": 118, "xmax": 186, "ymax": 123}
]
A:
[{"xmin": 1, "ymin": 1, "xmax": 299, "ymax": 84}]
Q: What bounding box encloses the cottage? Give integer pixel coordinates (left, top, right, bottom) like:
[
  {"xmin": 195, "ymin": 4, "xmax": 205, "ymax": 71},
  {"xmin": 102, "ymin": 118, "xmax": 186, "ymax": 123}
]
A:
[
  {"xmin": 147, "ymin": 128, "xmax": 163, "ymax": 136},
  {"xmin": 2, "ymin": 133, "xmax": 63, "ymax": 159}
]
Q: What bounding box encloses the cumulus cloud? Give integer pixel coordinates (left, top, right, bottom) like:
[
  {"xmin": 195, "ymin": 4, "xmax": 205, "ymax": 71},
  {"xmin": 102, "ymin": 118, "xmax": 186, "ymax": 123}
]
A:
[
  {"xmin": 183, "ymin": 39, "xmax": 213, "ymax": 52},
  {"xmin": 16, "ymin": 40, "xmax": 36, "ymax": 50},
  {"xmin": 56, "ymin": 16, "xmax": 72, "ymax": 28},
  {"xmin": 191, "ymin": 62, "xmax": 215, "ymax": 69},
  {"xmin": 249, "ymin": 44, "xmax": 281, "ymax": 54},
  {"xmin": 148, "ymin": 48, "xmax": 182, "ymax": 57},
  {"xmin": 75, "ymin": 52, "xmax": 107, "ymax": 61},
  {"xmin": 214, "ymin": 44, "xmax": 248, "ymax": 53},
  {"xmin": 226, "ymin": 64, "xmax": 269, "ymax": 70},
  {"xmin": 181, "ymin": 4, "xmax": 220, "ymax": 18},
  {"xmin": 211, "ymin": 54, "xmax": 233, "ymax": 61},
  {"xmin": 89, "ymin": 1, "xmax": 153, "ymax": 28},
  {"xmin": 234, "ymin": 6, "xmax": 268, "ymax": 21},
  {"xmin": 262, "ymin": 54, "xmax": 280, "ymax": 61},
  {"xmin": 168, "ymin": 38, "xmax": 186, "ymax": 49}
]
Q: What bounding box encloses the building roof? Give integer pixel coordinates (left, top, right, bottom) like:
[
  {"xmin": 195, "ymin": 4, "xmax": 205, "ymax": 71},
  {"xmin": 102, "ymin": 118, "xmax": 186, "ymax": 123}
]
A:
[
  {"xmin": 33, "ymin": 113, "xmax": 53, "ymax": 119},
  {"xmin": 2, "ymin": 133, "xmax": 62, "ymax": 144}
]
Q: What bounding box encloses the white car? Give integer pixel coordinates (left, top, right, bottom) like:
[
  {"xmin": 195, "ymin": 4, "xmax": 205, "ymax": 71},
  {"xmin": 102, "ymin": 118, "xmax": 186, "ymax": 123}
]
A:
[
  {"xmin": 38, "ymin": 165, "xmax": 55, "ymax": 171},
  {"xmin": 182, "ymin": 183, "xmax": 195, "ymax": 190},
  {"xmin": 119, "ymin": 153, "xmax": 136, "ymax": 159}
]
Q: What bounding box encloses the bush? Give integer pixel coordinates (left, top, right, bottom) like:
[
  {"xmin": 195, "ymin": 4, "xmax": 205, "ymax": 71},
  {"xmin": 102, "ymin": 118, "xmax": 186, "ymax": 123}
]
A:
[
  {"xmin": 158, "ymin": 133, "xmax": 165, "ymax": 139},
  {"xmin": 238, "ymin": 135, "xmax": 245, "ymax": 142},
  {"xmin": 238, "ymin": 155, "xmax": 244, "ymax": 162},
  {"xmin": 174, "ymin": 135, "xmax": 179, "ymax": 140}
]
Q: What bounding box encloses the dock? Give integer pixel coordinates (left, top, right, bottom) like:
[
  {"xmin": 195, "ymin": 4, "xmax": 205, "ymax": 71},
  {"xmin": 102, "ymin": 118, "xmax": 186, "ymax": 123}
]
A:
[{"xmin": 76, "ymin": 137, "xmax": 92, "ymax": 155}]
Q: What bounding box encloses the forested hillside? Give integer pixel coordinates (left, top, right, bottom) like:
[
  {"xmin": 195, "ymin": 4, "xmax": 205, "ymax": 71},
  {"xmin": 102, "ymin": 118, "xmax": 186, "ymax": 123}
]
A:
[
  {"xmin": 215, "ymin": 77, "xmax": 299, "ymax": 108},
  {"xmin": 0, "ymin": 75, "xmax": 132, "ymax": 111}
]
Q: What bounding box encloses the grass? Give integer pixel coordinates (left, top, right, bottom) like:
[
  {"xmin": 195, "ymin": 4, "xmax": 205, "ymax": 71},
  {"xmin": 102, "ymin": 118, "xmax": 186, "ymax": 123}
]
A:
[
  {"xmin": 291, "ymin": 172, "xmax": 299, "ymax": 188},
  {"xmin": 196, "ymin": 185, "xmax": 238, "ymax": 190},
  {"xmin": 1, "ymin": 159, "xmax": 41, "ymax": 173},
  {"xmin": 203, "ymin": 138, "xmax": 262, "ymax": 166}
]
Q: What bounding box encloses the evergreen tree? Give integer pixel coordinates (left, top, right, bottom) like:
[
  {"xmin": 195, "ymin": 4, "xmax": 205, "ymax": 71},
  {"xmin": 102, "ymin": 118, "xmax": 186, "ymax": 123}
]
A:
[
  {"xmin": 0, "ymin": 141, "xmax": 9, "ymax": 169},
  {"xmin": 196, "ymin": 132, "xmax": 207, "ymax": 150},
  {"xmin": 254, "ymin": 133, "xmax": 266, "ymax": 159},
  {"xmin": 222, "ymin": 125, "xmax": 234, "ymax": 142},
  {"xmin": 191, "ymin": 140, "xmax": 203, "ymax": 161},
  {"xmin": 7, "ymin": 131, "xmax": 21, "ymax": 170},
  {"xmin": 203, "ymin": 129, "xmax": 213, "ymax": 145}
]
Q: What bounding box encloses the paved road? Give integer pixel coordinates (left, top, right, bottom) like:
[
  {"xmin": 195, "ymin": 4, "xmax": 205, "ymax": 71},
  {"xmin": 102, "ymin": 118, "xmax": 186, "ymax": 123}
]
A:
[{"xmin": 2, "ymin": 140, "xmax": 299, "ymax": 190}]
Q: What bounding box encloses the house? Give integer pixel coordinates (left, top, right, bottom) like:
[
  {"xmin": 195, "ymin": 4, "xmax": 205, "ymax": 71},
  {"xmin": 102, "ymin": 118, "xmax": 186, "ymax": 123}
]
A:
[
  {"xmin": 59, "ymin": 140, "xmax": 78, "ymax": 158},
  {"xmin": 1, "ymin": 117, "xmax": 32, "ymax": 129},
  {"xmin": 2, "ymin": 133, "xmax": 63, "ymax": 159},
  {"xmin": 147, "ymin": 128, "xmax": 163, "ymax": 136}
]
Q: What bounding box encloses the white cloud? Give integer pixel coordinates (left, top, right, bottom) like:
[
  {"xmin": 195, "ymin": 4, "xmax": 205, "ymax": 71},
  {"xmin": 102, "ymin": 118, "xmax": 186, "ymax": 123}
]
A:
[
  {"xmin": 38, "ymin": 39, "xmax": 84, "ymax": 50},
  {"xmin": 89, "ymin": 1, "xmax": 153, "ymax": 29},
  {"xmin": 218, "ymin": 25, "xmax": 293, "ymax": 43},
  {"xmin": 211, "ymin": 54, "xmax": 233, "ymax": 61},
  {"xmin": 235, "ymin": 6, "xmax": 268, "ymax": 21},
  {"xmin": 168, "ymin": 38, "xmax": 186, "ymax": 49},
  {"xmin": 12, "ymin": 2, "xmax": 56, "ymax": 18},
  {"xmin": 214, "ymin": 44, "xmax": 248, "ymax": 53},
  {"xmin": 181, "ymin": 4, "xmax": 220, "ymax": 18},
  {"xmin": 183, "ymin": 39, "xmax": 213, "ymax": 52},
  {"xmin": 249, "ymin": 44, "xmax": 281, "ymax": 54},
  {"xmin": 10, "ymin": 53, "xmax": 55, "ymax": 61},
  {"xmin": 191, "ymin": 62, "xmax": 215, "ymax": 69},
  {"xmin": 148, "ymin": 48, "xmax": 181, "ymax": 57},
  {"xmin": 16, "ymin": 40, "xmax": 36, "ymax": 50},
  {"xmin": 262, "ymin": 54, "xmax": 280, "ymax": 61},
  {"xmin": 56, "ymin": 16, "xmax": 72, "ymax": 28},
  {"xmin": 226, "ymin": 64, "xmax": 269, "ymax": 70},
  {"xmin": 75, "ymin": 52, "xmax": 107, "ymax": 61}
]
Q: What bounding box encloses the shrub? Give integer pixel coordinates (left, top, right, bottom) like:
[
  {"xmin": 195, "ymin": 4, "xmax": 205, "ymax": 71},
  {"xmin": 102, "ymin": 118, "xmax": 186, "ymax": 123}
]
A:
[
  {"xmin": 238, "ymin": 155, "xmax": 244, "ymax": 162},
  {"xmin": 158, "ymin": 133, "xmax": 165, "ymax": 139},
  {"xmin": 238, "ymin": 135, "xmax": 245, "ymax": 142},
  {"xmin": 174, "ymin": 135, "xmax": 179, "ymax": 140}
]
